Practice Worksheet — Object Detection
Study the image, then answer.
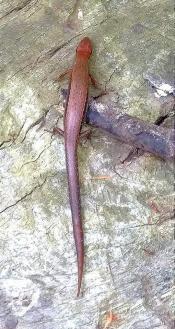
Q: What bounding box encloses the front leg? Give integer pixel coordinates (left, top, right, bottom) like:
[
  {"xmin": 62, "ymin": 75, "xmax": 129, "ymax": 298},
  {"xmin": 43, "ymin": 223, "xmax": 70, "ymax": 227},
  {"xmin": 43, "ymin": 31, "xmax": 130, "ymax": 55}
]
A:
[
  {"xmin": 54, "ymin": 69, "xmax": 72, "ymax": 82},
  {"xmin": 89, "ymin": 74, "xmax": 107, "ymax": 98}
]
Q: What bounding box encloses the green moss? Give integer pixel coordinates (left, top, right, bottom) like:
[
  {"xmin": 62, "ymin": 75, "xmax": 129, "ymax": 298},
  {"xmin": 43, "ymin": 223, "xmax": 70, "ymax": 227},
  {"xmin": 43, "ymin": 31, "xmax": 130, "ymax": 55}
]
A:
[{"xmin": 0, "ymin": 104, "xmax": 19, "ymax": 142}]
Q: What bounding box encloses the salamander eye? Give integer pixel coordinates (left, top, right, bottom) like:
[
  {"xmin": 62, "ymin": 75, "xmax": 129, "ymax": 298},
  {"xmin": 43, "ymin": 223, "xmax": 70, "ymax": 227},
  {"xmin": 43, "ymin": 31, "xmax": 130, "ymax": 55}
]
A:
[{"xmin": 76, "ymin": 37, "xmax": 92, "ymax": 58}]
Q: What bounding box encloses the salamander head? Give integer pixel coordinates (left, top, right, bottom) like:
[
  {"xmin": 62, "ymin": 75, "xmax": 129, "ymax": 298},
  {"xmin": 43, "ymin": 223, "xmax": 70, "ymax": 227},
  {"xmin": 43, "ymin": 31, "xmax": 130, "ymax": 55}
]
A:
[{"xmin": 76, "ymin": 37, "xmax": 92, "ymax": 58}]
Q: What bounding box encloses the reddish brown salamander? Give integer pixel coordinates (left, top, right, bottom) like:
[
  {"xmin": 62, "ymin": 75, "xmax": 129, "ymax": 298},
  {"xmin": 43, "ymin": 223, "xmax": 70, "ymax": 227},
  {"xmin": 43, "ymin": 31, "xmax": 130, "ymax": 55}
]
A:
[{"xmin": 64, "ymin": 37, "xmax": 93, "ymax": 296}]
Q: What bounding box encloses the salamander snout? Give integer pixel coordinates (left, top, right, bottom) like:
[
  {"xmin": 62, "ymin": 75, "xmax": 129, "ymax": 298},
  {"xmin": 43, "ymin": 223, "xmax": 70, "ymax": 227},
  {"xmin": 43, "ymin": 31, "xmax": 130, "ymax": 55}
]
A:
[{"xmin": 76, "ymin": 37, "xmax": 92, "ymax": 58}]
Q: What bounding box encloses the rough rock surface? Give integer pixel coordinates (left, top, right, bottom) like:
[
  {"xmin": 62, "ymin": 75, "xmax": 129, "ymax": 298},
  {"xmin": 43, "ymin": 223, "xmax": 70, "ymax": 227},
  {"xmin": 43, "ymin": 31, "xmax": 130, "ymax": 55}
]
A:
[{"xmin": 0, "ymin": 1, "xmax": 174, "ymax": 328}]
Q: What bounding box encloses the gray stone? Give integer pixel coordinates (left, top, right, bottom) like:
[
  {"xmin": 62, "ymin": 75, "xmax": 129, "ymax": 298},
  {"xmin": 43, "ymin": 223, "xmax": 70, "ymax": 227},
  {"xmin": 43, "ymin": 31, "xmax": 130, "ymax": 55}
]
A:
[{"xmin": 0, "ymin": 0, "xmax": 174, "ymax": 328}]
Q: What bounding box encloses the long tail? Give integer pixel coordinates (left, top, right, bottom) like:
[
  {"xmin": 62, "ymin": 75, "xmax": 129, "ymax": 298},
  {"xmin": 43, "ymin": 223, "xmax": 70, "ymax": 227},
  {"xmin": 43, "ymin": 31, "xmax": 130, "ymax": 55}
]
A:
[
  {"xmin": 75, "ymin": 225, "xmax": 84, "ymax": 297},
  {"xmin": 65, "ymin": 141, "xmax": 84, "ymax": 297}
]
